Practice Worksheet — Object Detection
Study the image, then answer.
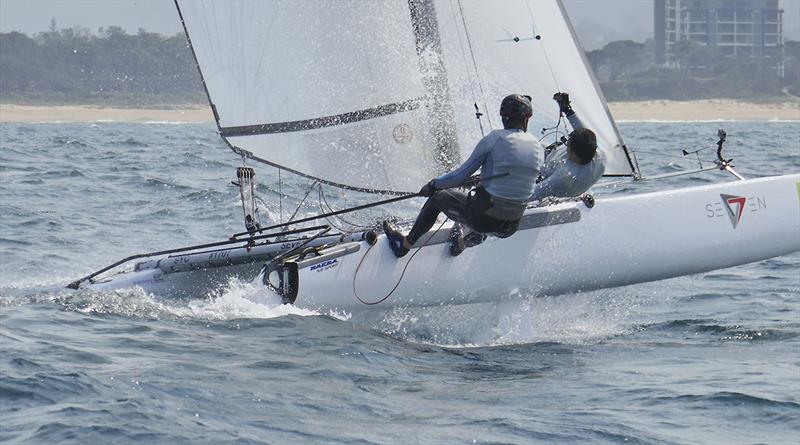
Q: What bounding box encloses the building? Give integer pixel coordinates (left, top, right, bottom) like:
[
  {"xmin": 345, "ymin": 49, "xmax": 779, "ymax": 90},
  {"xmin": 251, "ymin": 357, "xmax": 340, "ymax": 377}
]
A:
[{"xmin": 654, "ymin": 0, "xmax": 784, "ymax": 74}]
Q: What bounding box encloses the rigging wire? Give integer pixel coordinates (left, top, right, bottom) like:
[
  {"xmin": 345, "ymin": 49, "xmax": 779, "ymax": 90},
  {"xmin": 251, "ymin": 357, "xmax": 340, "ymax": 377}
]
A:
[
  {"xmin": 457, "ymin": 0, "xmax": 493, "ymax": 129},
  {"xmin": 524, "ymin": 1, "xmax": 560, "ymax": 92},
  {"xmin": 352, "ymin": 219, "xmax": 448, "ymax": 306},
  {"xmin": 633, "ymin": 149, "xmax": 712, "ymax": 162},
  {"xmin": 317, "ymin": 187, "xmax": 357, "ymax": 234},
  {"xmin": 539, "ymin": 113, "xmax": 569, "ymax": 146},
  {"xmin": 281, "ymin": 179, "xmax": 319, "ymax": 227},
  {"xmin": 318, "ymin": 186, "xmax": 376, "ymax": 231},
  {"xmin": 447, "ymin": 0, "xmax": 485, "ymax": 134}
]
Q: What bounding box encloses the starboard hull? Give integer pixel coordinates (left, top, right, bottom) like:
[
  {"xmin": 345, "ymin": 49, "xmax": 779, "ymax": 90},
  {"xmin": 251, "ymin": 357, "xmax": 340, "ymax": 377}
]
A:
[{"xmin": 273, "ymin": 174, "xmax": 800, "ymax": 311}]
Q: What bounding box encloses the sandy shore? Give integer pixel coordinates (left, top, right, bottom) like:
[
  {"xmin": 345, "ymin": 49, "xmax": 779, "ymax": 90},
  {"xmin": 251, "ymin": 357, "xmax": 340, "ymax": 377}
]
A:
[
  {"xmin": 1, "ymin": 100, "xmax": 798, "ymax": 123},
  {"xmin": 609, "ymin": 99, "xmax": 800, "ymax": 121},
  {"xmin": 0, "ymin": 104, "xmax": 214, "ymax": 123}
]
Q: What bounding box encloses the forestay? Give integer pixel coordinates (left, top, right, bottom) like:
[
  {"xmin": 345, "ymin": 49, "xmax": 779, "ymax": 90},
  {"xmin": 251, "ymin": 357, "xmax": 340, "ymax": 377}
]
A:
[{"xmin": 176, "ymin": 0, "xmax": 637, "ymax": 195}]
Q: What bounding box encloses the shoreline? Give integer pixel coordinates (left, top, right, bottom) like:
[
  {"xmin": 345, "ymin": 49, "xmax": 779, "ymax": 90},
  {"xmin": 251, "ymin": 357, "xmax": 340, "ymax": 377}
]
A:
[
  {"xmin": 1, "ymin": 99, "xmax": 798, "ymax": 123},
  {"xmin": 0, "ymin": 104, "xmax": 214, "ymax": 123},
  {"xmin": 609, "ymin": 99, "xmax": 799, "ymax": 121}
]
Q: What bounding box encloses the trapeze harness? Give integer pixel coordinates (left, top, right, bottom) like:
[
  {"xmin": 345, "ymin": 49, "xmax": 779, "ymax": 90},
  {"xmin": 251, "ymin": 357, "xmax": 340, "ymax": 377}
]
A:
[
  {"xmin": 466, "ymin": 186, "xmax": 526, "ymax": 237},
  {"xmin": 430, "ymin": 128, "xmax": 543, "ymax": 239}
]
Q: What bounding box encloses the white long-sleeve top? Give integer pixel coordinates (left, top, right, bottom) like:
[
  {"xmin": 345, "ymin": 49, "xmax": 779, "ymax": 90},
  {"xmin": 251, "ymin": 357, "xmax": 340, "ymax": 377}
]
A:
[{"xmin": 528, "ymin": 113, "xmax": 605, "ymax": 202}]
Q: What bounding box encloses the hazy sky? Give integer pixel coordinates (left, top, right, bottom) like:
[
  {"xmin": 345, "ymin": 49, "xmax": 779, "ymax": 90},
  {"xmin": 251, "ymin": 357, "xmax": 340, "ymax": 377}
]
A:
[{"xmin": 1, "ymin": 0, "xmax": 798, "ymax": 49}]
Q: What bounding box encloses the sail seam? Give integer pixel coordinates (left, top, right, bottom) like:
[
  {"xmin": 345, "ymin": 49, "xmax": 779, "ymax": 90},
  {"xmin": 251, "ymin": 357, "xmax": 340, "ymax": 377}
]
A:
[{"xmin": 219, "ymin": 98, "xmax": 423, "ymax": 137}]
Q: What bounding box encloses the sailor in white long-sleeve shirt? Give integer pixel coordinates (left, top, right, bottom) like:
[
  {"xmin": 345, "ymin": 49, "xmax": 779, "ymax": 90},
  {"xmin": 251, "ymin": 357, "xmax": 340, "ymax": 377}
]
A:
[
  {"xmin": 383, "ymin": 94, "xmax": 543, "ymax": 258},
  {"xmin": 529, "ymin": 92, "xmax": 605, "ymax": 202}
]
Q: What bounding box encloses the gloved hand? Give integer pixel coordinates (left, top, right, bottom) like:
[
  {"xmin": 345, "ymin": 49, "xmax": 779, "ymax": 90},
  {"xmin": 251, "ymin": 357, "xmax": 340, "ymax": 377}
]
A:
[
  {"xmin": 553, "ymin": 92, "xmax": 574, "ymax": 116},
  {"xmin": 418, "ymin": 179, "xmax": 437, "ymax": 197}
]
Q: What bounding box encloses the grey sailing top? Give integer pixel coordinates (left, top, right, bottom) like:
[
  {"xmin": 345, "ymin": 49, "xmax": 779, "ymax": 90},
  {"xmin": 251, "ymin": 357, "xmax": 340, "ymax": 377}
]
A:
[
  {"xmin": 528, "ymin": 113, "xmax": 606, "ymax": 202},
  {"xmin": 432, "ymin": 129, "xmax": 543, "ymax": 202}
]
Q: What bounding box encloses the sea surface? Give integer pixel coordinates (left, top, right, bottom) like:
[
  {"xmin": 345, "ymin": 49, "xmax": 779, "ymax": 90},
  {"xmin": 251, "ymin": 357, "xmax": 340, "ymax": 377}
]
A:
[{"xmin": 1, "ymin": 119, "xmax": 798, "ymax": 444}]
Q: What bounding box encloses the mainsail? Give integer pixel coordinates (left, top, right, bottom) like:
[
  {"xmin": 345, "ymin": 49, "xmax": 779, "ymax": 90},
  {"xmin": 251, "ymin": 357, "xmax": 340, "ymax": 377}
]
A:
[{"xmin": 176, "ymin": 0, "xmax": 638, "ymax": 194}]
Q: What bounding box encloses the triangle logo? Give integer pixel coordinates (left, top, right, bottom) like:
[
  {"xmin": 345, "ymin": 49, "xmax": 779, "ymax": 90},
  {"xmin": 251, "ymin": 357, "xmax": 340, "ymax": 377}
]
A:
[{"xmin": 720, "ymin": 194, "xmax": 746, "ymax": 229}]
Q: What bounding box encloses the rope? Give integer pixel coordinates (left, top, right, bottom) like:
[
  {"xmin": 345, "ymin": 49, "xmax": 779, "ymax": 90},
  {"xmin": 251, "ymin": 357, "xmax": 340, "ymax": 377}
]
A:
[
  {"xmin": 457, "ymin": 0, "xmax": 493, "ymax": 129},
  {"xmin": 263, "ymin": 226, "xmax": 333, "ymax": 272},
  {"xmin": 351, "ymin": 219, "xmax": 448, "ymax": 305}
]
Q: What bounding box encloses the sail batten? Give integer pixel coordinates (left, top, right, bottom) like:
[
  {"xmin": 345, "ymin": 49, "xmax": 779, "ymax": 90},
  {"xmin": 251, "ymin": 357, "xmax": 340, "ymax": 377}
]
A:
[{"xmin": 219, "ymin": 98, "xmax": 424, "ymax": 137}]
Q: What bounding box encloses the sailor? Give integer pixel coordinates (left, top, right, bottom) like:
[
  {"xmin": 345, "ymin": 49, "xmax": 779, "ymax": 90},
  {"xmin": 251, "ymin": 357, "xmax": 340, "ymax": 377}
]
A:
[
  {"xmin": 383, "ymin": 94, "xmax": 543, "ymax": 258},
  {"xmin": 529, "ymin": 92, "xmax": 605, "ymax": 202}
]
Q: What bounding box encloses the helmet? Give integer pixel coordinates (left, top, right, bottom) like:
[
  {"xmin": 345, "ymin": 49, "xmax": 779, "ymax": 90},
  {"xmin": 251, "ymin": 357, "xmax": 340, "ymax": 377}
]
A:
[{"xmin": 500, "ymin": 94, "xmax": 533, "ymax": 120}]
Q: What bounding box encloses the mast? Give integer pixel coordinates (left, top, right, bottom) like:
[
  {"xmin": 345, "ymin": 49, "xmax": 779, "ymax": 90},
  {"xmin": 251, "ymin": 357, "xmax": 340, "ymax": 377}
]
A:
[{"xmin": 407, "ymin": 0, "xmax": 461, "ymax": 172}]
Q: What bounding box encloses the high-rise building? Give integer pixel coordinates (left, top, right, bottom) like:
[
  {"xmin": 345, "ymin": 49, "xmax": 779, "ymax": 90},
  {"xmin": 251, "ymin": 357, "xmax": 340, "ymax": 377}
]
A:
[{"xmin": 654, "ymin": 0, "xmax": 784, "ymax": 74}]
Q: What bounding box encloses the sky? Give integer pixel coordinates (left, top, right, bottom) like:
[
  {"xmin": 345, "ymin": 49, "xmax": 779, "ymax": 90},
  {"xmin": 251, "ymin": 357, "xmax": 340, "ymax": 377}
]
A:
[{"xmin": 1, "ymin": 0, "xmax": 798, "ymax": 49}]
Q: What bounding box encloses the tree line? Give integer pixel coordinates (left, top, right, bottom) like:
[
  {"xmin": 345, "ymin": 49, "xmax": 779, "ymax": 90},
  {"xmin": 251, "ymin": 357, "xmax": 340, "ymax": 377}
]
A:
[
  {"xmin": 1, "ymin": 26, "xmax": 799, "ymax": 104},
  {"xmin": 587, "ymin": 39, "xmax": 800, "ymax": 100},
  {"xmin": 0, "ymin": 26, "xmax": 204, "ymax": 106}
]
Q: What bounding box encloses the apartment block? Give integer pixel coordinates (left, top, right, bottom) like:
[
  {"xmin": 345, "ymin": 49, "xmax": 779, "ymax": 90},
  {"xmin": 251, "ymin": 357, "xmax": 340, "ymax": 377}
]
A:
[{"xmin": 655, "ymin": 0, "xmax": 784, "ymax": 74}]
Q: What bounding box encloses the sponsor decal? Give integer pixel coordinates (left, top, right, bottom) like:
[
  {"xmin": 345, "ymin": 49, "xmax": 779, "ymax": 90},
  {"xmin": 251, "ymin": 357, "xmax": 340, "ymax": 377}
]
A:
[
  {"xmin": 705, "ymin": 193, "xmax": 766, "ymax": 229},
  {"xmin": 279, "ymin": 240, "xmax": 303, "ymax": 250},
  {"xmin": 310, "ymin": 258, "xmax": 338, "ymax": 273},
  {"xmin": 392, "ymin": 124, "xmax": 413, "ymax": 144},
  {"xmin": 208, "ymin": 250, "xmax": 230, "ymax": 261},
  {"xmin": 720, "ymin": 194, "xmax": 746, "ymax": 229}
]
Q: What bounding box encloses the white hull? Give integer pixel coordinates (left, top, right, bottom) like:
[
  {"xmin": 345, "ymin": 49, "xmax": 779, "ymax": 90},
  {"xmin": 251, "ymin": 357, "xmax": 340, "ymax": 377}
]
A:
[
  {"xmin": 271, "ymin": 174, "xmax": 800, "ymax": 311},
  {"xmin": 85, "ymin": 233, "xmax": 372, "ymax": 298},
  {"xmin": 85, "ymin": 175, "xmax": 800, "ymax": 308}
]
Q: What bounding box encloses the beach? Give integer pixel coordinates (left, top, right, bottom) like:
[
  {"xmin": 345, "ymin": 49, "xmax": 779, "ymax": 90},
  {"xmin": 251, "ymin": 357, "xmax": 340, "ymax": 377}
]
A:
[
  {"xmin": 0, "ymin": 104, "xmax": 214, "ymax": 123},
  {"xmin": 0, "ymin": 99, "xmax": 798, "ymax": 123},
  {"xmin": 610, "ymin": 99, "xmax": 800, "ymax": 121}
]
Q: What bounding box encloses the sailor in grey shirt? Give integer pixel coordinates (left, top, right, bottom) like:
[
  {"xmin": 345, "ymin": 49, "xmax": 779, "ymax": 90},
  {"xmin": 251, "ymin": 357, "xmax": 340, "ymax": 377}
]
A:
[
  {"xmin": 433, "ymin": 126, "xmax": 543, "ymax": 202},
  {"xmin": 383, "ymin": 94, "xmax": 543, "ymax": 258},
  {"xmin": 529, "ymin": 93, "xmax": 605, "ymax": 203}
]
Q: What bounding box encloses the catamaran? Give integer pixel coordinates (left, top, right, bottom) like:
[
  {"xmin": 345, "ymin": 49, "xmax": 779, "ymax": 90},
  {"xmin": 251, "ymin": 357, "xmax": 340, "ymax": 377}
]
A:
[{"xmin": 69, "ymin": 0, "xmax": 800, "ymax": 311}]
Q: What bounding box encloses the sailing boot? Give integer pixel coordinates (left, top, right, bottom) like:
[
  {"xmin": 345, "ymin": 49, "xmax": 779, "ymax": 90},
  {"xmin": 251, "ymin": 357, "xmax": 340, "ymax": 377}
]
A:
[
  {"xmin": 449, "ymin": 223, "xmax": 466, "ymax": 257},
  {"xmin": 463, "ymin": 231, "xmax": 487, "ymax": 248},
  {"xmin": 382, "ymin": 221, "xmax": 409, "ymax": 258}
]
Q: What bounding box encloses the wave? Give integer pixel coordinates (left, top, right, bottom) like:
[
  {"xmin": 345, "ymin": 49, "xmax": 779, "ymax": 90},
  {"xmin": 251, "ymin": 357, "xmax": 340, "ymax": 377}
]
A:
[
  {"xmin": 360, "ymin": 290, "xmax": 643, "ymax": 348},
  {"xmin": 617, "ymin": 118, "xmax": 800, "ymax": 123},
  {"xmin": 655, "ymin": 391, "xmax": 800, "ymax": 410},
  {"xmin": 140, "ymin": 120, "xmax": 208, "ymax": 125},
  {"xmin": 0, "ymin": 278, "xmax": 332, "ymax": 323},
  {"xmin": 638, "ymin": 318, "xmax": 796, "ymax": 342},
  {"xmin": 52, "ymin": 136, "xmax": 89, "ymax": 147},
  {"xmin": 111, "ymin": 137, "xmax": 149, "ymax": 147}
]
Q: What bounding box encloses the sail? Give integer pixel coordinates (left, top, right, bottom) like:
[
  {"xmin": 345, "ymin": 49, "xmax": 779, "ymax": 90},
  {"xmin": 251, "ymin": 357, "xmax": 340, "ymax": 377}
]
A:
[
  {"xmin": 436, "ymin": 0, "xmax": 637, "ymax": 176},
  {"xmin": 176, "ymin": 0, "xmax": 637, "ymax": 194},
  {"xmin": 176, "ymin": 0, "xmax": 461, "ymax": 193}
]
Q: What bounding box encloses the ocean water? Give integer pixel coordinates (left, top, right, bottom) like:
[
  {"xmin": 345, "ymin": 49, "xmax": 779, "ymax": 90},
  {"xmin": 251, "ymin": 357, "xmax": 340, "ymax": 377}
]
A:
[{"xmin": 1, "ymin": 119, "xmax": 799, "ymax": 444}]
